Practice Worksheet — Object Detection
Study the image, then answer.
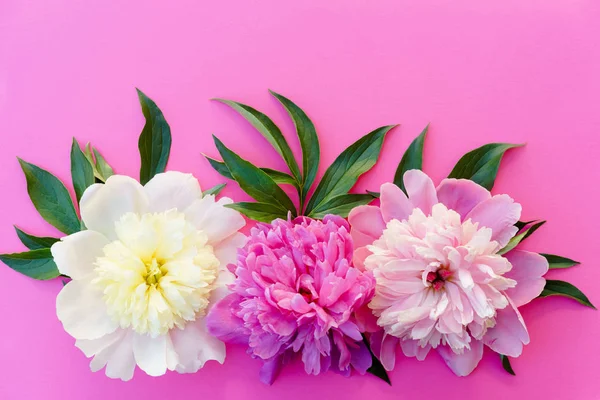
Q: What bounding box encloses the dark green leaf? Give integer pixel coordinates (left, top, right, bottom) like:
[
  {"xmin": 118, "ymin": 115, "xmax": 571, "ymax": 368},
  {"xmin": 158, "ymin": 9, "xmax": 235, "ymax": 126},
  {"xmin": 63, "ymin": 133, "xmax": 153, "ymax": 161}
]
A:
[
  {"xmin": 70, "ymin": 138, "xmax": 95, "ymax": 202},
  {"xmin": 18, "ymin": 158, "xmax": 80, "ymax": 234},
  {"xmin": 0, "ymin": 249, "xmax": 60, "ymax": 280},
  {"xmin": 448, "ymin": 143, "xmax": 523, "ymax": 190},
  {"xmin": 498, "ymin": 220, "xmax": 546, "ymax": 255},
  {"xmin": 515, "ymin": 220, "xmax": 535, "ymax": 230},
  {"xmin": 304, "ymin": 125, "xmax": 396, "ymax": 215},
  {"xmin": 539, "ymin": 280, "xmax": 596, "ymax": 309},
  {"xmin": 367, "ymin": 190, "xmax": 380, "ymax": 198},
  {"xmin": 362, "ymin": 335, "xmax": 391, "ymax": 385},
  {"xmin": 137, "ymin": 88, "xmax": 172, "ymax": 185},
  {"xmin": 225, "ymin": 202, "xmax": 285, "ymax": 223},
  {"xmin": 309, "ymin": 194, "xmax": 374, "ymax": 219},
  {"xmin": 203, "ymin": 184, "xmax": 226, "ymax": 197},
  {"xmin": 541, "ymin": 254, "xmax": 580, "ymax": 269},
  {"xmin": 204, "ymin": 156, "xmax": 297, "ymax": 186},
  {"xmin": 270, "ymin": 90, "xmax": 319, "ymax": 211},
  {"xmin": 204, "ymin": 155, "xmax": 234, "ymax": 180},
  {"xmin": 213, "ymin": 98, "xmax": 301, "ymax": 182},
  {"xmin": 500, "ymin": 354, "xmax": 516, "ymax": 376},
  {"xmin": 213, "ymin": 135, "xmax": 296, "ymax": 216},
  {"xmin": 14, "ymin": 226, "xmax": 59, "ymax": 250},
  {"xmin": 393, "ymin": 124, "xmax": 428, "ymax": 194}
]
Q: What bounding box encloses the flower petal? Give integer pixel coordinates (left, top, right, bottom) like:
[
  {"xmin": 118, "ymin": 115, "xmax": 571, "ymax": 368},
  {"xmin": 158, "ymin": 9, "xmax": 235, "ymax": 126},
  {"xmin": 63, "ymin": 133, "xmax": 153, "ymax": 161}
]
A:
[
  {"xmin": 348, "ymin": 205, "xmax": 386, "ymax": 247},
  {"xmin": 483, "ymin": 299, "xmax": 529, "ymax": 357},
  {"xmin": 403, "ymin": 170, "xmax": 438, "ymax": 215},
  {"xmin": 184, "ymin": 195, "xmax": 245, "ymax": 245},
  {"xmin": 132, "ymin": 333, "xmax": 168, "ymax": 377},
  {"xmin": 83, "ymin": 330, "xmax": 136, "ymax": 381},
  {"xmin": 380, "ymin": 182, "xmax": 414, "ymax": 222},
  {"xmin": 504, "ymin": 250, "xmax": 549, "ymax": 307},
  {"xmin": 437, "ymin": 340, "xmax": 484, "ymax": 376},
  {"xmin": 214, "ymin": 232, "xmax": 246, "ymax": 268},
  {"xmin": 80, "ymin": 175, "xmax": 149, "ymax": 240},
  {"xmin": 144, "ymin": 171, "xmax": 202, "ymax": 213},
  {"xmin": 170, "ymin": 318, "xmax": 226, "ymax": 373},
  {"xmin": 465, "ymin": 194, "xmax": 522, "ymax": 247},
  {"xmin": 56, "ymin": 278, "xmax": 118, "ymax": 340},
  {"xmin": 436, "ymin": 178, "xmax": 491, "ymax": 219},
  {"xmin": 51, "ymin": 230, "xmax": 109, "ymax": 280},
  {"xmin": 206, "ymin": 294, "xmax": 249, "ymax": 344},
  {"xmin": 400, "ymin": 338, "xmax": 431, "ymax": 361},
  {"xmin": 259, "ymin": 355, "xmax": 284, "ymax": 385},
  {"xmin": 370, "ymin": 330, "xmax": 399, "ymax": 370}
]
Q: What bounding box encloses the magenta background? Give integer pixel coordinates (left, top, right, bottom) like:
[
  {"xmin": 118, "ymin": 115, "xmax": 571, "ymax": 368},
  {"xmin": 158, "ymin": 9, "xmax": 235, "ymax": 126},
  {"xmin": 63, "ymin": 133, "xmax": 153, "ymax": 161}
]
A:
[{"xmin": 1, "ymin": 0, "xmax": 599, "ymax": 399}]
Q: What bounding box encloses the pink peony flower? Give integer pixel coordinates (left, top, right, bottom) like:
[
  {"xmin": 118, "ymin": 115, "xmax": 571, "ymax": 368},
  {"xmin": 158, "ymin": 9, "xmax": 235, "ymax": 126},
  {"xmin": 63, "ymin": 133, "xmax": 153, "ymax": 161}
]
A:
[
  {"xmin": 348, "ymin": 170, "xmax": 549, "ymax": 376},
  {"xmin": 206, "ymin": 215, "xmax": 375, "ymax": 384}
]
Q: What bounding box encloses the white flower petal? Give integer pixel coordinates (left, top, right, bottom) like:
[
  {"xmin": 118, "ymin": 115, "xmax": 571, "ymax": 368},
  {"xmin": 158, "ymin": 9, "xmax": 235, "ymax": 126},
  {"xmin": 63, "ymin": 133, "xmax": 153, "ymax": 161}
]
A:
[
  {"xmin": 144, "ymin": 171, "xmax": 202, "ymax": 213},
  {"xmin": 213, "ymin": 232, "xmax": 246, "ymax": 267},
  {"xmin": 184, "ymin": 195, "xmax": 245, "ymax": 244},
  {"xmin": 170, "ymin": 318, "xmax": 226, "ymax": 373},
  {"xmin": 84, "ymin": 330, "xmax": 136, "ymax": 381},
  {"xmin": 132, "ymin": 333, "xmax": 168, "ymax": 377},
  {"xmin": 51, "ymin": 231, "xmax": 109, "ymax": 280}
]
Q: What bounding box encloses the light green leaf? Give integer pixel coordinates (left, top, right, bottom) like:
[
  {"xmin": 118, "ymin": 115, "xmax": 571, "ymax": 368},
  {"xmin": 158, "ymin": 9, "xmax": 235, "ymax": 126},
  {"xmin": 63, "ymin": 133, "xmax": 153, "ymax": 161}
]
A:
[
  {"xmin": 393, "ymin": 124, "xmax": 428, "ymax": 194},
  {"xmin": 309, "ymin": 194, "xmax": 374, "ymax": 219},
  {"xmin": 202, "ymin": 183, "xmax": 226, "ymax": 197},
  {"xmin": 137, "ymin": 88, "xmax": 172, "ymax": 185},
  {"xmin": 205, "ymin": 155, "xmax": 297, "ymax": 186},
  {"xmin": 70, "ymin": 138, "xmax": 95, "ymax": 202},
  {"xmin": 213, "ymin": 135, "xmax": 296, "ymax": 216},
  {"xmin": 93, "ymin": 148, "xmax": 114, "ymax": 181},
  {"xmin": 304, "ymin": 125, "xmax": 396, "ymax": 215},
  {"xmin": 18, "ymin": 158, "xmax": 80, "ymax": 234},
  {"xmin": 14, "ymin": 226, "xmax": 59, "ymax": 250},
  {"xmin": 500, "ymin": 354, "xmax": 516, "ymax": 376},
  {"xmin": 541, "ymin": 254, "xmax": 580, "ymax": 269},
  {"xmin": 539, "ymin": 280, "xmax": 596, "ymax": 309},
  {"xmin": 0, "ymin": 249, "xmax": 60, "ymax": 280},
  {"xmin": 448, "ymin": 143, "xmax": 523, "ymax": 190},
  {"xmin": 213, "ymin": 98, "xmax": 301, "ymax": 182},
  {"xmin": 225, "ymin": 202, "xmax": 285, "ymax": 223},
  {"xmin": 498, "ymin": 220, "xmax": 546, "ymax": 255}
]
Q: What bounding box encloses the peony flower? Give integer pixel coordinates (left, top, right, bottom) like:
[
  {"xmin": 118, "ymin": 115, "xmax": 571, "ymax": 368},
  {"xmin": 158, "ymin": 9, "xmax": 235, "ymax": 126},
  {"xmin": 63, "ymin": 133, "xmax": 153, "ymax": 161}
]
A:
[
  {"xmin": 206, "ymin": 215, "xmax": 375, "ymax": 384},
  {"xmin": 51, "ymin": 171, "xmax": 245, "ymax": 380},
  {"xmin": 348, "ymin": 170, "xmax": 549, "ymax": 376}
]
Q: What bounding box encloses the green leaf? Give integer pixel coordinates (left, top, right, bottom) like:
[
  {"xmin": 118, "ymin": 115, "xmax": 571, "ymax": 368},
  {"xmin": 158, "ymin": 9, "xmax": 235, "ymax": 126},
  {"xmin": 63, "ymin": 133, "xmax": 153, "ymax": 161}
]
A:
[
  {"xmin": 213, "ymin": 135, "xmax": 296, "ymax": 216},
  {"xmin": 93, "ymin": 148, "xmax": 114, "ymax": 181},
  {"xmin": 202, "ymin": 183, "xmax": 226, "ymax": 197},
  {"xmin": 18, "ymin": 158, "xmax": 80, "ymax": 234},
  {"xmin": 0, "ymin": 249, "xmax": 60, "ymax": 280},
  {"xmin": 137, "ymin": 88, "xmax": 172, "ymax": 185},
  {"xmin": 541, "ymin": 254, "xmax": 580, "ymax": 269},
  {"xmin": 225, "ymin": 202, "xmax": 284, "ymax": 223},
  {"xmin": 309, "ymin": 194, "xmax": 374, "ymax": 219},
  {"xmin": 362, "ymin": 335, "xmax": 391, "ymax": 385},
  {"xmin": 213, "ymin": 98, "xmax": 301, "ymax": 182},
  {"xmin": 498, "ymin": 220, "xmax": 546, "ymax": 255},
  {"xmin": 204, "ymin": 155, "xmax": 297, "ymax": 186},
  {"xmin": 448, "ymin": 143, "xmax": 523, "ymax": 190},
  {"xmin": 269, "ymin": 90, "xmax": 320, "ymax": 211},
  {"xmin": 366, "ymin": 190, "xmax": 380, "ymax": 198},
  {"xmin": 204, "ymin": 155, "xmax": 234, "ymax": 180},
  {"xmin": 539, "ymin": 280, "xmax": 596, "ymax": 309},
  {"xmin": 500, "ymin": 354, "xmax": 516, "ymax": 376},
  {"xmin": 515, "ymin": 220, "xmax": 535, "ymax": 230},
  {"xmin": 393, "ymin": 124, "xmax": 428, "ymax": 194},
  {"xmin": 14, "ymin": 226, "xmax": 59, "ymax": 250},
  {"xmin": 70, "ymin": 138, "xmax": 95, "ymax": 202},
  {"xmin": 304, "ymin": 125, "xmax": 396, "ymax": 215}
]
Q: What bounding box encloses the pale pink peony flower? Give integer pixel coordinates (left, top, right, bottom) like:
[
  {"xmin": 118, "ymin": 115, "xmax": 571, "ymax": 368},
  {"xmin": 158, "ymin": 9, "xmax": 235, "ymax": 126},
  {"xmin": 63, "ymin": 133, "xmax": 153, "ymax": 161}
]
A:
[{"xmin": 348, "ymin": 170, "xmax": 548, "ymax": 376}]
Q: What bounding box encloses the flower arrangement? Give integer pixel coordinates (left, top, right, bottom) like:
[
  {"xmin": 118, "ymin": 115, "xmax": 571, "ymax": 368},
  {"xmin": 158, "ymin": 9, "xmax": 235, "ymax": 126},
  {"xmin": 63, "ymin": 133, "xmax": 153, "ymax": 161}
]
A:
[{"xmin": 1, "ymin": 89, "xmax": 593, "ymax": 384}]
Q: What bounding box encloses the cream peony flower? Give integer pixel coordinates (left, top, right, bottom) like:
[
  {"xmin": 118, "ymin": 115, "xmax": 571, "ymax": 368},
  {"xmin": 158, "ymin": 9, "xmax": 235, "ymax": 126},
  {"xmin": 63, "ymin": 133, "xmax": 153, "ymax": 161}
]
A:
[{"xmin": 51, "ymin": 172, "xmax": 246, "ymax": 380}]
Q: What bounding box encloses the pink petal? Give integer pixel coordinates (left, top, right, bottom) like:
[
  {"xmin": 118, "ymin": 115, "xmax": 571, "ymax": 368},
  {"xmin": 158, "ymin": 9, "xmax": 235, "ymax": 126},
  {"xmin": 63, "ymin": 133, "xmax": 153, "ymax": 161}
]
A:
[
  {"xmin": 403, "ymin": 170, "xmax": 438, "ymax": 215},
  {"xmin": 437, "ymin": 340, "xmax": 484, "ymax": 376},
  {"xmin": 465, "ymin": 194, "xmax": 522, "ymax": 247},
  {"xmin": 400, "ymin": 338, "xmax": 431, "ymax": 361},
  {"xmin": 205, "ymin": 294, "xmax": 248, "ymax": 344},
  {"xmin": 436, "ymin": 178, "xmax": 491, "ymax": 219},
  {"xmin": 504, "ymin": 250, "xmax": 549, "ymax": 307},
  {"xmin": 259, "ymin": 355, "xmax": 284, "ymax": 385},
  {"xmin": 352, "ymin": 246, "xmax": 372, "ymax": 271},
  {"xmin": 369, "ymin": 330, "xmax": 399, "ymax": 371},
  {"xmin": 380, "ymin": 182, "xmax": 414, "ymax": 222},
  {"xmin": 348, "ymin": 205, "xmax": 386, "ymax": 247},
  {"xmin": 483, "ymin": 299, "xmax": 529, "ymax": 357}
]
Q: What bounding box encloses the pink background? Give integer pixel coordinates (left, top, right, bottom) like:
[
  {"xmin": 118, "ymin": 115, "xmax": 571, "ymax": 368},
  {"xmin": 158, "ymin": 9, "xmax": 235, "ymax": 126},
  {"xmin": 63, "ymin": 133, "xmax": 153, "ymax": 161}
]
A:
[{"xmin": 1, "ymin": 0, "xmax": 599, "ymax": 399}]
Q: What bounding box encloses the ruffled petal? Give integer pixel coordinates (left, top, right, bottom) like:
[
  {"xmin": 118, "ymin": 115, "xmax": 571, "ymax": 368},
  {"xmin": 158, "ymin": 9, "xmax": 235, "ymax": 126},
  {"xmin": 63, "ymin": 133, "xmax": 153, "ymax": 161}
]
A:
[
  {"xmin": 400, "ymin": 338, "xmax": 431, "ymax": 361},
  {"xmin": 380, "ymin": 182, "xmax": 414, "ymax": 222},
  {"xmin": 81, "ymin": 329, "xmax": 136, "ymax": 381},
  {"xmin": 184, "ymin": 195, "xmax": 245, "ymax": 245},
  {"xmin": 436, "ymin": 178, "xmax": 491, "ymax": 219},
  {"xmin": 483, "ymin": 299, "xmax": 529, "ymax": 357},
  {"xmin": 213, "ymin": 232, "xmax": 246, "ymax": 268},
  {"xmin": 437, "ymin": 340, "xmax": 484, "ymax": 376},
  {"xmin": 206, "ymin": 294, "xmax": 249, "ymax": 344},
  {"xmin": 132, "ymin": 333, "xmax": 168, "ymax": 377},
  {"xmin": 170, "ymin": 318, "xmax": 226, "ymax": 373},
  {"xmin": 403, "ymin": 170, "xmax": 438, "ymax": 215},
  {"xmin": 348, "ymin": 205, "xmax": 386, "ymax": 247},
  {"xmin": 465, "ymin": 194, "xmax": 521, "ymax": 247},
  {"xmin": 51, "ymin": 230, "xmax": 109, "ymax": 280},
  {"xmin": 370, "ymin": 330, "xmax": 399, "ymax": 371},
  {"xmin": 80, "ymin": 175, "xmax": 149, "ymax": 240},
  {"xmin": 504, "ymin": 250, "xmax": 549, "ymax": 307},
  {"xmin": 144, "ymin": 171, "xmax": 202, "ymax": 213}
]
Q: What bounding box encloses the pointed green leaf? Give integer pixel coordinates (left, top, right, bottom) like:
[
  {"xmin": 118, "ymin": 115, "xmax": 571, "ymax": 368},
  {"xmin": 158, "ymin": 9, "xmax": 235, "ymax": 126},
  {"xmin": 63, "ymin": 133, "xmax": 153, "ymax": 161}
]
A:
[
  {"xmin": 14, "ymin": 226, "xmax": 59, "ymax": 250},
  {"xmin": 93, "ymin": 148, "xmax": 114, "ymax": 181},
  {"xmin": 70, "ymin": 138, "xmax": 95, "ymax": 202},
  {"xmin": 18, "ymin": 158, "xmax": 80, "ymax": 234},
  {"xmin": 541, "ymin": 254, "xmax": 580, "ymax": 269},
  {"xmin": 205, "ymin": 155, "xmax": 234, "ymax": 180},
  {"xmin": 225, "ymin": 202, "xmax": 284, "ymax": 223},
  {"xmin": 500, "ymin": 354, "xmax": 516, "ymax": 376},
  {"xmin": 137, "ymin": 88, "xmax": 172, "ymax": 185},
  {"xmin": 448, "ymin": 143, "xmax": 523, "ymax": 190},
  {"xmin": 498, "ymin": 220, "xmax": 546, "ymax": 255},
  {"xmin": 362, "ymin": 334, "xmax": 391, "ymax": 385},
  {"xmin": 366, "ymin": 190, "xmax": 380, "ymax": 198},
  {"xmin": 515, "ymin": 220, "xmax": 535, "ymax": 230},
  {"xmin": 304, "ymin": 125, "xmax": 396, "ymax": 215},
  {"xmin": 309, "ymin": 194, "xmax": 374, "ymax": 219},
  {"xmin": 202, "ymin": 184, "xmax": 227, "ymax": 197},
  {"xmin": 539, "ymin": 280, "xmax": 596, "ymax": 309},
  {"xmin": 213, "ymin": 136, "xmax": 296, "ymax": 216},
  {"xmin": 393, "ymin": 124, "xmax": 428, "ymax": 194},
  {"xmin": 205, "ymin": 156, "xmax": 297, "ymax": 186},
  {"xmin": 0, "ymin": 249, "xmax": 60, "ymax": 280},
  {"xmin": 214, "ymin": 98, "xmax": 301, "ymax": 182}
]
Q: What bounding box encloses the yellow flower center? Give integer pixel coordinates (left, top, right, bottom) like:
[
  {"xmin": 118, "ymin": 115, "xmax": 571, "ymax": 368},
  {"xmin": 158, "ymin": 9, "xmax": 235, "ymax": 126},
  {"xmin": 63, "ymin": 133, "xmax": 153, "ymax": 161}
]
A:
[{"xmin": 92, "ymin": 210, "xmax": 219, "ymax": 337}]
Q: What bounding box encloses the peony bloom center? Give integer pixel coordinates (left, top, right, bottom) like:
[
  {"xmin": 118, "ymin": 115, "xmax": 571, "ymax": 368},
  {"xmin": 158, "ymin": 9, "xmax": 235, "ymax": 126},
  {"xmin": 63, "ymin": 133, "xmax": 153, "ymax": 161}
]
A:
[{"xmin": 92, "ymin": 209, "xmax": 220, "ymax": 337}]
